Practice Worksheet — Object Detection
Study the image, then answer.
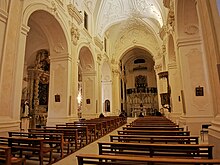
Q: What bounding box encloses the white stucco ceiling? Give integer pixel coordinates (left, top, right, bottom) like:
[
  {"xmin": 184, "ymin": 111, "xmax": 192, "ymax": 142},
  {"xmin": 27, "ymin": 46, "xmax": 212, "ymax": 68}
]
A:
[{"xmin": 95, "ymin": 0, "xmax": 166, "ymax": 37}]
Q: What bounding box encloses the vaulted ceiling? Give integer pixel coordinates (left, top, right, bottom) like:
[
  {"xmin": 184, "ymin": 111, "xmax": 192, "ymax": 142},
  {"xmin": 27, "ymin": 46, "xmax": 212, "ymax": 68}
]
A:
[{"xmin": 95, "ymin": 0, "xmax": 167, "ymax": 38}]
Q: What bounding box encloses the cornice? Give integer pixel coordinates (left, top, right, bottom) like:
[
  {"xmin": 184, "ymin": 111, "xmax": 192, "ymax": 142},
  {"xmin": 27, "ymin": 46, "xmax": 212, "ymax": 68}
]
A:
[
  {"xmin": 94, "ymin": 36, "xmax": 103, "ymax": 51},
  {"xmin": 67, "ymin": 4, "xmax": 83, "ymax": 25}
]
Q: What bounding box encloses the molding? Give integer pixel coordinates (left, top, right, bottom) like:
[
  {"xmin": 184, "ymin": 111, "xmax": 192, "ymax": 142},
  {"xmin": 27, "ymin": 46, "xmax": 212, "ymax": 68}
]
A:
[
  {"xmin": 55, "ymin": 0, "xmax": 64, "ymax": 6},
  {"xmin": 50, "ymin": 54, "xmax": 72, "ymax": 62},
  {"xmin": 176, "ymin": 36, "xmax": 202, "ymax": 47},
  {"xmin": 94, "ymin": 36, "xmax": 103, "ymax": 51},
  {"xmin": 67, "ymin": 4, "xmax": 83, "ymax": 25},
  {"xmin": 0, "ymin": 9, "xmax": 8, "ymax": 23},
  {"xmin": 21, "ymin": 24, "xmax": 30, "ymax": 36},
  {"xmin": 168, "ymin": 63, "xmax": 177, "ymax": 69},
  {"xmin": 82, "ymin": 28, "xmax": 92, "ymax": 40}
]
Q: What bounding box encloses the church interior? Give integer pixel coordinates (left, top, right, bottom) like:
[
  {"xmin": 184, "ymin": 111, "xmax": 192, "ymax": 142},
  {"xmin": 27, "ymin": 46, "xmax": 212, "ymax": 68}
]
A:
[{"xmin": 0, "ymin": 0, "xmax": 220, "ymax": 164}]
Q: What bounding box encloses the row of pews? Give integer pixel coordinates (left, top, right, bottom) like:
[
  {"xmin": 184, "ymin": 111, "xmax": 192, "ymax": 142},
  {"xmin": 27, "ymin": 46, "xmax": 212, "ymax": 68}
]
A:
[
  {"xmin": 0, "ymin": 116, "xmax": 126, "ymax": 165},
  {"xmin": 76, "ymin": 116, "xmax": 220, "ymax": 165}
]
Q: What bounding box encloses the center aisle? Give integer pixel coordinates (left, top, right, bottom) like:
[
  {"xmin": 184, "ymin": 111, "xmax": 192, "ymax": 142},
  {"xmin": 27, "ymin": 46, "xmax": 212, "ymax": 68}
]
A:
[{"xmin": 53, "ymin": 118, "xmax": 136, "ymax": 165}]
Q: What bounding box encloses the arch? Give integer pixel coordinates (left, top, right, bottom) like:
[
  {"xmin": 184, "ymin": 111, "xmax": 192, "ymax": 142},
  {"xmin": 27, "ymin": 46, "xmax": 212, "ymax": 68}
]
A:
[
  {"xmin": 78, "ymin": 46, "xmax": 96, "ymax": 118},
  {"xmin": 78, "ymin": 46, "xmax": 95, "ymax": 72},
  {"xmin": 22, "ymin": 2, "xmax": 71, "ymax": 54},
  {"xmin": 117, "ymin": 45, "xmax": 155, "ymax": 63},
  {"xmin": 21, "ymin": 6, "xmax": 70, "ymax": 127}
]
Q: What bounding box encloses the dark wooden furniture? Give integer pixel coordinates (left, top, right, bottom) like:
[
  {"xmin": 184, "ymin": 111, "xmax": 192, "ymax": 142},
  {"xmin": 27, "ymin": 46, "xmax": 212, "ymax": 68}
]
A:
[
  {"xmin": 0, "ymin": 136, "xmax": 53, "ymax": 165},
  {"xmin": 118, "ymin": 130, "xmax": 190, "ymax": 136},
  {"xmin": 77, "ymin": 154, "xmax": 220, "ymax": 165},
  {"xmin": 110, "ymin": 135, "xmax": 199, "ymax": 144},
  {"xmin": 98, "ymin": 142, "xmax": 213, "ymax": 159},
  {"xmin": 0, "ymin": 145, "xmax": 26, "ymax": 165},
  {"xmin": 8, "ymin": 131, "xmax": 66, "ymax": 158}
]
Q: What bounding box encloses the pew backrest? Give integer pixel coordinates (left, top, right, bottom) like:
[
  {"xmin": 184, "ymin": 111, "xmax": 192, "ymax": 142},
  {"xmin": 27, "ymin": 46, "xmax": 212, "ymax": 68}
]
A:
[{"xmin": 98, "ymin": 142, "xmax": 213, "ymax": 159}]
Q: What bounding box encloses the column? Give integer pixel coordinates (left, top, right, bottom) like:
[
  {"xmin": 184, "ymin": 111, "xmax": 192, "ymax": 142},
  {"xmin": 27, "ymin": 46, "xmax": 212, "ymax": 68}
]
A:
[
  {"xmin": 112, "ymin": 62, "xmax": 121, "ymax": 115},
  {"xmin": 168, "ymin": 63, "xmax": 182, "ymax": 122},
  {"xmin": 196, "ymin": 0, "xmax": 220, "ymax": 158},
  {"xmin": 47, "ymin": 54, "xmax": 73, "ymax": 125}
]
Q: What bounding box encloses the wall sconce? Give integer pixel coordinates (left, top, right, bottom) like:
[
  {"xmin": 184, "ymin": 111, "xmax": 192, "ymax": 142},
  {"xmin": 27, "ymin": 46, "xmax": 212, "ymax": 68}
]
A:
[
  {"xmin": 55, "ymin": 94, "xmax": 60, "ymax": 102},
  {"xmin": 195, "ymin": 86, "xmax": 204, "ymax": 96}
]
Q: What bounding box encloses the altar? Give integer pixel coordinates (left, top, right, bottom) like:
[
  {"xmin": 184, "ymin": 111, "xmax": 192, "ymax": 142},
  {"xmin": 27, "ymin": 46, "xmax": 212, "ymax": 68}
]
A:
[{"xmin": 132, "ymin": 108, "xmax": 146, "ymax": 117}]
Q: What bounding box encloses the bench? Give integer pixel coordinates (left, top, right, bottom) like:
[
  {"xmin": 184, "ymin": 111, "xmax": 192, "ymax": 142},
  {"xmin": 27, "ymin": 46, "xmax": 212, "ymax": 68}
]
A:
[
  {"xmin": 29, "ymin": 128, "xmax": 79, "ymax": 153},
  {"xmin": 0, "ymin": 145, "xmax": 26, "ymax": 165},
  {"xmin": 66, "ymin": 123, "xmax": 98, "ymax": 141},
  {"xmin": 0, "ymin": 136, "xmax": 53, "ymax": 165},
  {"xmin": 110, "ymin": 135, "xmax": 199, "ymax": 144},
  {"xmin": 98, "ymin": 142, "xmax": 213, "ymax": 159},
  {"xmin": 8, "ymin": 131, "xmax": 66, "ymax": 158},
  {"xmin": 55, "ymin": 125, "xmax": 89, "ymax": 145},
  {"xmin": 76, "ymin": 154, "xmax": 220, "ymax": 165},
  {"xmin": 126, "ymin": 124, "xmax": 179, "ymax": 127},
  {"xmin": 74, "ymin": 121, "xmax": 103, "ymax": 138},
  {"xmin": 118, "ymin": 130, "xmax": 190, "ymax": 136},
  {"xmin": 123, "ymin": 126, "xmax": 184, "ymax": 131}
]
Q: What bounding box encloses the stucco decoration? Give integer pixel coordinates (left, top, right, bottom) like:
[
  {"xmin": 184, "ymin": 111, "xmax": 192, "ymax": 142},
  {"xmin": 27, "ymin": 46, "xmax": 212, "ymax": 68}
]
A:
[
  {"xmin": 97, "ymin": 0, "xmax": 121, "ymax": 37},
  {"xmin": 67, "ymin": 3, "xmax": 83, "ymax": 25},
  {"xmin": 84, "ymin": 0, "xmax": 96, "ymax": 12},
  {"xmin": 184, "ymin": 24, "xmax": 199, "ymax": 35},
  {"xmin": 97, "ymin": 0, "xmax": 164, "ymax": 37},
  {"xmin": 163, "ymin": 0, "xmax": 170, "ymax": 8},
  {"xmin": 167, "ymin": 8, "xmax": 174, "ymax": 28},
  {"xmin": 154, "ymin": 63, "xmax": 162, "ymax": 73},
  {"xmin": 71, "ymin": 26, "xmax": 80, "ymax": 45},
  {"xmin": 114, "ymin": 28, "xmax": 158, "ymax": 55},
  {"xmin": 97, "ymin": 54, "xmax": 102, "ymax": 63},
  {"xmin": 47, "ymin": 1, "xmax": 60, "ymax": 19},
  {"xmin": 54, "ymin": 43, "xmax": 65, "ymax": 53}
]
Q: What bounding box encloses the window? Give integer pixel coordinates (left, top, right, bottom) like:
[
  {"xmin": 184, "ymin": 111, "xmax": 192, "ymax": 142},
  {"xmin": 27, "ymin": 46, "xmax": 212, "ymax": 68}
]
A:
[
  {"xmin": 104, "ymin": 37, "xmax": 107, "ymax": 52},
  {"xmin": 84, "ymin": 12, "xmax": 88, "ymax": 30}
]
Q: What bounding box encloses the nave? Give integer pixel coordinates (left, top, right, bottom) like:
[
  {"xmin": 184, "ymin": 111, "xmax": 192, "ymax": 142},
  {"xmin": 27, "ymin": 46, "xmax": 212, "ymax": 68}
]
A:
[{"xmin": 57, "ymin": 117, "xmax": 220, "ymax": 165}]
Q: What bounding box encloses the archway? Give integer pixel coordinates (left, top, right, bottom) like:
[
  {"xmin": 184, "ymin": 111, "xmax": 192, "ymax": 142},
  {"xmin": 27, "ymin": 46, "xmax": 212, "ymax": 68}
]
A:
[
  {"xmin": 21, "ymin": 10, "xmax": 68, "ymax": 128},
  {"xmin": 78, "ymin": 46, "xmax": 96, "ymax": 118},
  {"xmin": 120, "ymin": 47, "xmax": 158, "ymax": 117}
]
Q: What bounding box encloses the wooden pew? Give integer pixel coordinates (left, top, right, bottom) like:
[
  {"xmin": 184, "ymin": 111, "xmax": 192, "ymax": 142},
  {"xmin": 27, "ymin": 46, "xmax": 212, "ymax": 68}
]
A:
[
  {"xmin": 76, "ymin": 154, "xmax": 220, "ymax": 165},
  {"xmin": 74, "ymin": 121, "xmax": 103, "ymax": 137},
  {"xmin": 0, "ymin": 145, "xmax": 26, "ymax": 165},
  {"xmin": 110, "ymin": 135, "xmax": 199, "ymax": 144},
  {"xmin": 122, "ymin": 126, "xmax": 184, "ymax": 131},
  {"xmin": 98, "ymin": 142, "xmax": 214, "ymax": 159},
  {"xmin": 118, "ymin": 130, "xmax": 190, "ymax": 136},
  {"xmin": 0, "ymin": 136, "xmax": 53, "ymax": 165},
  {"xmin": 126, "ymin": 124, "xmax": 179, "ymax": 127},
  {"xmin": 29, "ymin": 128, "xmax": 78, "ymax": 153},
  {"xmin": 55, "ymin": 125, "xmax": 89, "ymax": 145},
  {"xmin": 8, "ymin": 131, "xmax": 66, "ymax": 158},
  {"xmin": 66, "ymin": 123, "xmax": 98, "ymax": 141}
]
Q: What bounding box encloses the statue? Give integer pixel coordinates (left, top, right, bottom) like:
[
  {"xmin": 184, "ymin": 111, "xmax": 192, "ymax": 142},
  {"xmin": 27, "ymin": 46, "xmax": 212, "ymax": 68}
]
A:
[{"xmin": 21, "ymin": 100, "xmax": 30, "ymax": 131}]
